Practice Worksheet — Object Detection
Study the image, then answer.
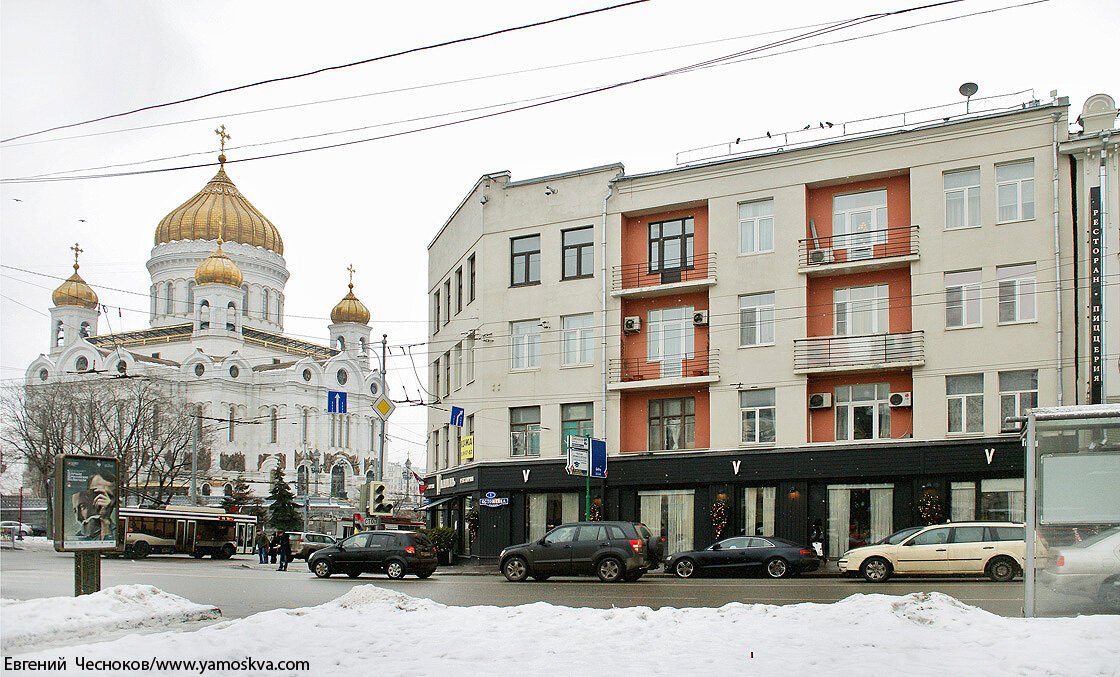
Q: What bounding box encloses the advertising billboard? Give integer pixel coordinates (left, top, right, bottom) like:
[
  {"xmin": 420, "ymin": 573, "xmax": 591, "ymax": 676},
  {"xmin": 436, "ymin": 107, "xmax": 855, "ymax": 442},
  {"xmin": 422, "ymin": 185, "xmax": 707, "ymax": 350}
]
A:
[{"xmin": 53, "ymin": 454, "xmax": 121, "ymax": 552}]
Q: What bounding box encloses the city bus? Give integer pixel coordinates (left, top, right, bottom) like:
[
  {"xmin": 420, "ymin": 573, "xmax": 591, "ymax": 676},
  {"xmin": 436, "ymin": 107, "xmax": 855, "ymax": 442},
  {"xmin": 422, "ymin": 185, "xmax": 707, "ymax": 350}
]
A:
[{"xmin": 119, "ymin": 506, "xmax": 257, "ymax": 559}]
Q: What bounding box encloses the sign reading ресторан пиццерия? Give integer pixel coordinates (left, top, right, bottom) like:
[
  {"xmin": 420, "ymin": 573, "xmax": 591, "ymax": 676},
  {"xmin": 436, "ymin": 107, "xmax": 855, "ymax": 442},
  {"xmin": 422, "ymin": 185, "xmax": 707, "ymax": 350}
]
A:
[
  {"xmin": 53, "ymin": 454, "xmax": 121, "ymax": 552},
  {"xmin": 1089, "ymin": 186, "xmax": 1103, "ymax": 404}
]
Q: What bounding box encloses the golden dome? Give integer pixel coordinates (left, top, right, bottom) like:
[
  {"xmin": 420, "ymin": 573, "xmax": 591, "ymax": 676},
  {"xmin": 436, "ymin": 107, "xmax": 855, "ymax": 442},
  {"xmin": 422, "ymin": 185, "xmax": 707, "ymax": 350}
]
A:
[
  {"xmin": 154, "ymin": 159, "xmax": 283, "ymax": 255},
  {"xmin": 194, "ymin": 240, "xmax": 244, "ymax": 287},
  {"xmin": 331, "ymin": 283, "xmax": 370, "ymax": 325},
  {"xmin": 52, "ymin": 263, "xmax": 99, "ymax": 309}
]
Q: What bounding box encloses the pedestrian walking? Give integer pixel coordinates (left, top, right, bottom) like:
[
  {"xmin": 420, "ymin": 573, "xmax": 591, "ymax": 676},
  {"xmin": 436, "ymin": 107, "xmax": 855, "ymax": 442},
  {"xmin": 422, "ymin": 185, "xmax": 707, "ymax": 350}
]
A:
[
  {"xmin": 271, "ymin": 531, "xmax": 291, "ymax": 571},
  {"xmin": 254, "ymin": 530, "xmax": 270, "ymax": 564},
  {"xmin": 809, "ymin": 519, "xmax": 826, "ymax": 562}
]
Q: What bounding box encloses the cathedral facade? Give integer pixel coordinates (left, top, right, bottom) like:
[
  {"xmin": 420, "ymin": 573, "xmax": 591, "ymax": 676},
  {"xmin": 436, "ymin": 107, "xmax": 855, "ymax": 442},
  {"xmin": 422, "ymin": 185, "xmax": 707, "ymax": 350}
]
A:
[{"xmin": 24, "ymin": 153, "xmax": 407, "ymax": 506}]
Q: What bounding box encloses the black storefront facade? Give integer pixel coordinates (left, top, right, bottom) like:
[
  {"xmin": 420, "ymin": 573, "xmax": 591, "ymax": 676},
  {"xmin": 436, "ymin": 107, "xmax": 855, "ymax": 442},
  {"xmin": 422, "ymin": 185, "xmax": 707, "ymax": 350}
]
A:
[{"xmin": 423, "ymin": 437, "xmax": 1025, "ymax": 564}]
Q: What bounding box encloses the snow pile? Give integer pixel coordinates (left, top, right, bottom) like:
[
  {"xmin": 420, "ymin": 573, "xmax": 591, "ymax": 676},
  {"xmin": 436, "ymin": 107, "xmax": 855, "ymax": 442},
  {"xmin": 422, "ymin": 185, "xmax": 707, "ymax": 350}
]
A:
[
  {"xmin": 8, "ymin": 587, "xmax": 1120, "ymax": 675},
  {"xmin": 1, "ymin": 585, "xmax": 221, "ymax": 652}
]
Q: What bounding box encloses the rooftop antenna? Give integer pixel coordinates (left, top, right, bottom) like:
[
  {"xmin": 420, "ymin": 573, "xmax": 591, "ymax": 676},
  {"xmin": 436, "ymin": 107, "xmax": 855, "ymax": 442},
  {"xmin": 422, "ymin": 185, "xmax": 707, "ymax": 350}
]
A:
[{"xmin": 959, "ymin": 82, "xmax": 978, "ymax": 113}]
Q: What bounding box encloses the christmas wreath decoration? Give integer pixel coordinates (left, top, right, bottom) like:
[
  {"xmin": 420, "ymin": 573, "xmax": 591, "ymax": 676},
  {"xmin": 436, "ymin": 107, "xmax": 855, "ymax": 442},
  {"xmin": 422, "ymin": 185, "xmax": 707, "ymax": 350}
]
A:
[
  {"xmin": 588, "ymin": 498, "xmax": 603, "ymax": 522},
  {"xmin": 465, "ymin": 508, "xmax": 479, "ymax": 539},
  {"xmin": 711, "ymin": 495, "xmax": 729, "ymax": 539},
  {"xmin": 917, "ymin": 489, "xmax": 943, "ymax": 526}
]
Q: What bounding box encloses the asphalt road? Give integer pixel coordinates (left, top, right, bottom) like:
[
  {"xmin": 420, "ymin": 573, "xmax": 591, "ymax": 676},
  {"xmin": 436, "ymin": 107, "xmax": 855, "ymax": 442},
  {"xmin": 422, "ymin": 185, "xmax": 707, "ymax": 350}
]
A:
[{"xmin": 1, "ymin": 545, "xmax": 1029, "ymax": 618}]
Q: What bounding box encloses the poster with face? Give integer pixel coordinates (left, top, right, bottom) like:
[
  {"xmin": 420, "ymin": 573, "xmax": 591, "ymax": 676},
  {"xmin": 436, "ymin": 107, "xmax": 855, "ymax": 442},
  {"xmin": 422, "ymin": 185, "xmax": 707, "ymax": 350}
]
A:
[{"xmin": 54, "ymin": 455, "xmax": 120, "ymax": 551}]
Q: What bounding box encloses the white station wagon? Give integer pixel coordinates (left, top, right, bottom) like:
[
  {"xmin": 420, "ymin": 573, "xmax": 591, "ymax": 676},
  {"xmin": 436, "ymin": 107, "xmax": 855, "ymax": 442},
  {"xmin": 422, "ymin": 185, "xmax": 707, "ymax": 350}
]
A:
[{"xmin": 839, "ymin": 522, "xmax": 1025, "ymax": 582}]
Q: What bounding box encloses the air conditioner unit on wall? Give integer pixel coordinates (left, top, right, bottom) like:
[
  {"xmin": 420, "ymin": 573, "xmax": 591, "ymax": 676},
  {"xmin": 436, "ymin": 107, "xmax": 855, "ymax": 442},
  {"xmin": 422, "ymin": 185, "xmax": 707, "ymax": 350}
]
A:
[
  {"xmin": 693, "ymin": 310, "xmax": 709, "ymax": 326},
  {"xmin": 623, "ymin": 316, "xmax": 641, "ymax": 333},
  {"xmin": 808, "ymin": 392, "xmax": 832, "ymax": 409},
  {"xmin": 808, "ymin": 248, "xmax": 834, "ymax": 265},
  {"xmin": 889, "ymin": 392, "xmax": 912, "ymax": 407}
]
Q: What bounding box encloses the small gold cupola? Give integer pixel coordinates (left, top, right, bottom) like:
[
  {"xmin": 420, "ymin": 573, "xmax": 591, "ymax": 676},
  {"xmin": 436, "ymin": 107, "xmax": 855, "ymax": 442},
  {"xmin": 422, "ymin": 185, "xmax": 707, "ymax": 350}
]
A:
[
  {"xmin": 331, "ymin": 264, "xmax": 370, "ymax": 325},
  {"xmin": 52, "ymin": 243, "xmax": 99, "ymax": 309},
  {"xmin": 194, "ymin": 224, "xmax": 244, "ymax": 288}
]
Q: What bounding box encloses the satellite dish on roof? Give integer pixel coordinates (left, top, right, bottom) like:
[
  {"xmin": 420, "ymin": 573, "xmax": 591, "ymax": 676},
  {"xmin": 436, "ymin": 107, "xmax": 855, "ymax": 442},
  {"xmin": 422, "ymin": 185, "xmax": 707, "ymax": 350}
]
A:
[{"xmin": 959, "ymin": 82, "xmax": 978, "ymax": 112}]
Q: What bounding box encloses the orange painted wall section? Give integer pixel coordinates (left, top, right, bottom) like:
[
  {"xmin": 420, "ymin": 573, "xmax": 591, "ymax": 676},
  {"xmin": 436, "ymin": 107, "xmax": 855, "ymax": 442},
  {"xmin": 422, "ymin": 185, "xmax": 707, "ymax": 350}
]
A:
[
  {"xmin": 620, "ymin": 207, "xmax": 710, "ymax": 287},
  {"xmin": 805, "ymin": 175, "xmax": 911, "ymax": 240},
  {"xmin": 806, "ymin": 372, "xmax": 915, "ymax": 443},
  {"xmin": 805, "ymin": 268, "xmax": 913, "ymax": 337},
  {"xmin": 620, "ymin": 291, "xmax": 710, "ymax": 362},
  {"xmin": 620, "ymin": 387, "xmax": 711, "ymax": 453}
]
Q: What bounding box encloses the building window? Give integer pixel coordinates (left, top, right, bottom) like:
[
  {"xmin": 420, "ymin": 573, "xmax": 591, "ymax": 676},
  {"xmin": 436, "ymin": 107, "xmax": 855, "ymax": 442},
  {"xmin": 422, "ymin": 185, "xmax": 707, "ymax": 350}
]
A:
[
  {"xmin": 647, "ymin": 307, "xmax": 694, "ymax": 378},
  {"xmin": 739, "ymin": 292, "xmax": 775, "ymax": 346},
  {"xmin": 738, "ymin": 199, "xmax": 774, "ymax": 254},
  {"xmin": 562, "ymin": 226, "xmax": 594, "ymax": 279},
  {"xmin": 944, "ymin": 168, "xmax": 981, "ymax": 229},
  {"xmin": 431, "ymin": 357, "xmax": 440, "ymax": 398},
  {"xmin": 997, "ymin": 263, "xmax": 1036, "ymax": 323},
  {"xmin": 834, "ymin": 284, "xmax": 888, "ymax": 336},
  {"xmin": 296, "ymin": 466, "xmax": 309, "ymax": 496},
  {"xmin": 947, "ymin": 374, "xmax": 984, "ymax": 434},
  {"xmin": 468, "ymin": 254, "xmax": 476, "ymax": 304},
  {"xmin": 996, "ymin": 160, "xmax": 1035, "ymax": 223},
  {"xmin": 835, "ymin": 383, "xmax": 890, "ymax": 441},
  {"xmin": 165, "ymin": 282, "xmax": 174, "ymax": 314},
  {"xmin": 465, "ymin": 335, "xmax": 475, "ymax": 383},
  {"xmin": 980, "ymin": 478, "xmax": 1025, "ymax": 521},
  {"xmin": 432, "ymin": 428, "xmax": 440, "ymax": 470},
  {"xmin": 743, "ymin": 487, "xmax": 776, "ymax": 536},
  {"xmin": 945, "ymin": 269, "xmax": 982, "ymax": 328},
  {"xmin": 453, "ymin": 343, "xmax": 462, "ymax": 390},
  {"xmin": 561, "ymin": 402, "xmax": 594, "ymax": 451},
  {"xmin": 331, "ymin": 465, "xmax": 345, "ymax": 498},
  {"xmin": 442, "ymin": 350, "xmax": 451, "ymax": 395},
  {"xmin": 187, "ymin": 281, "xmax": 196, "ymax": 308},
  {"xmin": 270, "ymin": 408, "xmax": 278, "ymax": 443},
  {"xmin": 443, "ymin": 279, "xmax": 451, "ymax": 325},
  {"xmin": 510, "ymin": 406, "xmax": 540, "ymax": 457},
  {"xmin": 999, "ymin": 370, "xmax": 1037, "ymax": 431},
  {"xmin": 648, "ymin": 217, "xmax": 694, "ymax": 273},
  {"xmin": 739, "ymin": 389, "xmax": 775, "ymax": 444},
  {"xmin": 561, "ymin": 313, "xmax": 594, "ymax": 366},
  {"xmin": 511, "ymin": 235, "xmax": 541, "ymax": 286},
  {"xmin": 510, "ymin": 320, "xmax": 541, "ymax": 370},
  {"xmin": 228, "ymin": 405, "xmax": 236, "ymax": 443},
  {"xmin": 241, "ymin": 284, "xmax": 249, "ymax": 316},
  {"xmin": 455, "ymin": 267, "xmax": 463, "ymax": 314},
  {"xmin": 433, "ymin": 290, "xmax": 440, "ymax": 332},
  {"xmin": 648, "ymin": 397, "xmax": 695, "ymax": 451},
  {"xmin": 528, "ymin": 493, "xmax": 578, "ymax": 540},
  {"xmin": 833, "ymin": 190, "xmax": 887, "ymax": 255}
]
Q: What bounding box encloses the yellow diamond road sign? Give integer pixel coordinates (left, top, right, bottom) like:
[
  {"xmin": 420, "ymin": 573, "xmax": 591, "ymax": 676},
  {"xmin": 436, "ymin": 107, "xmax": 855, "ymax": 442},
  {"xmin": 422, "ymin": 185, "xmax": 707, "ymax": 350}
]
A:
[{"xmin": 373, "ymin": 395, "xmax": 395, "ymax": 420}]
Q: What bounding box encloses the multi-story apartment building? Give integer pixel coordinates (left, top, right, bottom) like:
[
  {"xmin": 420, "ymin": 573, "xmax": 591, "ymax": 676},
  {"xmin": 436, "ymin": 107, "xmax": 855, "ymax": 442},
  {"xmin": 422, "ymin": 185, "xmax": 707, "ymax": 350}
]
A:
[{"xmin": 426, "ymin": 92, "xmax": 1118, "ymax": 563}]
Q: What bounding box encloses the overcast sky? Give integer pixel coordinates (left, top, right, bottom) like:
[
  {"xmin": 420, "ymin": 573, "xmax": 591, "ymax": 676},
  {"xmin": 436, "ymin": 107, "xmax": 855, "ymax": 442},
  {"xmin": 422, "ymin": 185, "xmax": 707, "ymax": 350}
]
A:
[{"xmin": 1, "ymin": 0, "xmax": 1116, "ymax": 469}]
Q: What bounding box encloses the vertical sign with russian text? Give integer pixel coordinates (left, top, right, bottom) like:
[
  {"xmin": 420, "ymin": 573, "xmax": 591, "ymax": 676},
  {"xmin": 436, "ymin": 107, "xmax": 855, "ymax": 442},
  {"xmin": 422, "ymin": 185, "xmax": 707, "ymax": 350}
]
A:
[{"xmin": 1090, "ymin": 186, "xmax": 1103, "ymax": 404}]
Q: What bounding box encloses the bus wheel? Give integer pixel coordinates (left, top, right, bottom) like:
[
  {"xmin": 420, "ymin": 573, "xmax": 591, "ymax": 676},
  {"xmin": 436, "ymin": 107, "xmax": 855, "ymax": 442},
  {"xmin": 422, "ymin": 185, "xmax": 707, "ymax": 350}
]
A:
[
  {"xmin": 215, "ymin": 544, "xmax": 235, "ymax": 559},
  {"xmin": 132, "ymin": 541, "xmax": 151, "ymax": 559},
  {"xmin": 190, "ymin": 550, "xmax": 205, "ymax": 558}
]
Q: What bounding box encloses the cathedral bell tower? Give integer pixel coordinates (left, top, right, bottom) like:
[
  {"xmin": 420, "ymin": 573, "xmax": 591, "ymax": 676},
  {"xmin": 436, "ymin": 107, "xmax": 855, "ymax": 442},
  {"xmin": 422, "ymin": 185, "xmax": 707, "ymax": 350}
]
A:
[
  {"xmin": 49, "ymin": 243, "xmax": 100, "ymax": 355},
  {"xmin": 329, "ymin": 264, "xmax": 372, "ymax": 366}
]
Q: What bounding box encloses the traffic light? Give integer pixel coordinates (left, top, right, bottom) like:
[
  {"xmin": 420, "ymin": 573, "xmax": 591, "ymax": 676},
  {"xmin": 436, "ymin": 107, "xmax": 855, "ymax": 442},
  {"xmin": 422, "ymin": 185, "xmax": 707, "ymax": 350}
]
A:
[
  {"xmin": 371, "ymin": 482, "xmax": 393, "ymax": 516},
  {"xmin": 359, "ymin": 483, "xmax": 371, "ymax": 514}
]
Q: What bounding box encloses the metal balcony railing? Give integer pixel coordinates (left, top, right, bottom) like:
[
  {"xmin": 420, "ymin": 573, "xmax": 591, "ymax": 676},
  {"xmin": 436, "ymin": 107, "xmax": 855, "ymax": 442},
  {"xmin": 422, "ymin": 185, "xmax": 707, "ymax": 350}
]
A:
[
  {"xmin": 612, "ymin": 252, "xmax": 716, "ymax": 292},
  {"xmin": 793, "ymin": 331, "xmax": 924, "ymax": 372},
  {"xmin": 798, "ymin": 225, "xmax": 919, "ymax": 268},
  {"xmin": 609, "ymin": 349, "xmax": 719, "ymax": 383}
]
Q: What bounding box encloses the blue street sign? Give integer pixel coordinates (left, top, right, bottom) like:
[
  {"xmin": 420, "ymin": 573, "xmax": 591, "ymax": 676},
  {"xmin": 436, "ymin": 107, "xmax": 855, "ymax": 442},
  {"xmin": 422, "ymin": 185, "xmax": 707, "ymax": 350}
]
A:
[
  {"xmin": 450, "ymin": 406, "xmax": 465, "ymax": 427},
  {"xmin": 327, "ymin": 391, "xmax": 347, "ymax": 413},
  {"xmin": 590, "ymin": 438, "xmax": 607, "ymax": 479}
]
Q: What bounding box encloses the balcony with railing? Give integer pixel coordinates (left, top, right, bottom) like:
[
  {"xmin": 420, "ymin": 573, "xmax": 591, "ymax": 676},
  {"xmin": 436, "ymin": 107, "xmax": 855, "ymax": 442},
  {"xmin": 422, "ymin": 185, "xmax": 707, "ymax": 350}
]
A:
[
  {"xmin": 793, "ymin": 331, "xmax": 924, "ymax": 374},
  {"xmin": 608, "ymin": 348, "xmax": 719, "ymax": 390},
  {"xmin": 611, "ymin": 253, "xmax": 716, "ymax": 298},
  {"xmin": 798, "ymin": 225, "xmax": 919, "ymax": 274}
]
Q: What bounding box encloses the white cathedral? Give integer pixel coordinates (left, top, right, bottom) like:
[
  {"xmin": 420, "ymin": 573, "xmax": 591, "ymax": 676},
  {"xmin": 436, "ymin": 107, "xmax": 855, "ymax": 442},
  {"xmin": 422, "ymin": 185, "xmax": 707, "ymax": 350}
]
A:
[{"xmin": 24, "ymin": 151, "xmax": 415, "ymax": 508}]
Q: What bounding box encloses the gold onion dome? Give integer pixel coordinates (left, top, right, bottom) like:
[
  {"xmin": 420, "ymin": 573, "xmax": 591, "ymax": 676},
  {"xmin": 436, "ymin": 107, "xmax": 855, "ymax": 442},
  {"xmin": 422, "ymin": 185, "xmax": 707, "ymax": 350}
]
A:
[
  {"xmin": 331, "ymin": 283, "xmax": 370, "ymax": 325},
  {"xmin": 154, "ymin": 157, "xmax": 283, "ymax": 255},
  {"xmin": 52, "ymin": 263, "xmax": 99, "ymax": 309},
  {"xmin": 194, "ymin": 240, "xmax": 244, "ymax": 287}
]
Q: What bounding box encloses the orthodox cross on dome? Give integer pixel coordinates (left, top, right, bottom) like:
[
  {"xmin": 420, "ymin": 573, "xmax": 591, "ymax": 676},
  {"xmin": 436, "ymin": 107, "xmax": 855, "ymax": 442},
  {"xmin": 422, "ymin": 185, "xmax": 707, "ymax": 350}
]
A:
[
  {"xmin": 70, "ymin": 242, "xmax": 83, "ymax": 270},
  {"xmin": 215, "ymin": 125, "xmax": 231, "ymax": 164},
  {"xmin": 347, "ymin": 264, "xmax": 356, "ymax": 287}
]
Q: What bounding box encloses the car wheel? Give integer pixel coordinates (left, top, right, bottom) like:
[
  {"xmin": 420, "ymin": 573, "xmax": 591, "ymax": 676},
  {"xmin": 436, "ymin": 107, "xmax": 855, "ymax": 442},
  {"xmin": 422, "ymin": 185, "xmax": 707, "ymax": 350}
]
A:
[
  {"xmin": 987, "ymin": 556, "xmax": 1018, "ymax": 582},
  {"xmin": 313, "ymin": 559, "xmax": 332, "ymax": 578},
  {"xmin": 502, "ymin": 556, "xmax": 529, "ymax": 582},
  {"xmin": 347, "ymin": 570, "xmax": 362, "ymax": 578},
  {"xmin": 132, "ymin": 541, "xmax": 151, "ymax": 559},
  {"xmin": 623, "ymin": 571, "xmax": 643, "ymax": 582},
  {"xmin": 386, "ymin": 560, "xmax": 406, "ymax": 580},
  {"xmin": 531, "ymin": 574, "xmax": 551, "ymax": 582},
  {"xmin": 765, "ymin": 558, "xmax": 790, "ymax": 579},
  {"xmin": 596, "ymin": 556, "xmax": 624, "ymax": 583},
  {"xmin": 1098, "ymin": 577, "xmax": 1120, "ymax": 611},
  {"xmin": 673, "ymin": 558, "xmax": 697, "ymax": 579},
  {"xmin": 860, "ymin": 556, "xmax": 891, "ymax": 582},
  {"xmin": 416, "ymin": 571, "xmax": 433, "ymax": 580}
]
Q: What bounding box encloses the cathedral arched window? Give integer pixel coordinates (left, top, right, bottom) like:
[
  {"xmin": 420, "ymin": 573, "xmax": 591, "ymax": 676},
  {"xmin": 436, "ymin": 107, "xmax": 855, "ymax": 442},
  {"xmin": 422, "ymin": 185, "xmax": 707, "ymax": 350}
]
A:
[
  {"xmin": 270, "ymin": 408, "xmax": 278, "ymax": 443},
  {"xmin": 79, "ymin": 322, "xmax": 91, "ymax": 338},
  {"xmin": 301, "ymin": 409, "xmax": 309, "ymax": 445},
  {"xmin": 297, "ymin": 466, "xmax": 309, "ymax": 496},
  {"xmin": 55, "ymin": 320, "xmax": 64, "ymax": 347},
  {"xmin": 201, "ymin": 484, "xmax": 211, "ymax": 497},
  {"xmin": 345, "ymin": 416, "xmax": 352, "ymax": 449},
  {"xmin": 278, "ymin": 293, "xmax": 284, "ymax": 323},
  {"xmin": 224, "ymin": 483, "xmax": 233, "ymax": 497},
  {"xmin": 263, "ymin": 289, "xmax": 271, "ymax": 322},
  {"xmin": 360, "ymin": 337, "xmax": 367, "ymax": 354},
  {"xmin": 241, "ymin": 284, "xmax": 249, "ymax": 316},
  {"xmin": 331, "ymin": 464, "xmax": 345, "ymax": 498},
  {"xmin": 227, "ymin": 302, "xmax": 237, "ymax": 332},
  {"xmin": 199, "ymin": 300, "xmax": 210, "ymax": 330},
  {"xmin": 165, "ymin": 281, "xmax": 174, "ymax": 314},
  {"xmin": 336, "ymin": 336, "xmax": 345, "ymax": 351},
  {"xmin": 150, "ymin": 286, "xmax": 157, "ymax": 320},
  {"xmin": 228, "ymin": 405, "xmax": 236, "ymax": 443},
  {"xmin": 187, "ymin": 281, "xmax": 195, "ymax": 307}
]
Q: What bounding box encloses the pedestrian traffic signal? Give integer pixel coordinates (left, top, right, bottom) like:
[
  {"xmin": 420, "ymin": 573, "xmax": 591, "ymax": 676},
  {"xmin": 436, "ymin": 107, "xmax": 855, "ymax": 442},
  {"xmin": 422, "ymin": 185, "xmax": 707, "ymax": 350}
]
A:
[{"xmin": 371, "ymin": 482, "xmax": 393, "ymax": 516}]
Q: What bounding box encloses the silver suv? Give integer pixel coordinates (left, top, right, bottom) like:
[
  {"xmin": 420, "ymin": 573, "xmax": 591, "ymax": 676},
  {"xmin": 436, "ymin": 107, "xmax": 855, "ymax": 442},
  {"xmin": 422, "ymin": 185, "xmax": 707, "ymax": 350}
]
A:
[{"xmin": 286, "ymin": 532, "xmax": 338, "ymax": 560}]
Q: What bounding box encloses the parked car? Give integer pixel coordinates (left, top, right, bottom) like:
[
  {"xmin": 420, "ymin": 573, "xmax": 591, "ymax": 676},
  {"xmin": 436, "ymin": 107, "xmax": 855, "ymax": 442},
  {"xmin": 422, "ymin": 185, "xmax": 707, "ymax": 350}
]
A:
[
  {"xmin": 0, "ymin": 521, "xmax": 34, "ymax": 537},
  {"xmin": 500, "ymin": 521, "xmax": 661, "ymax": 583},
  {"xmin": 308, "ymin": 530, "xmax": 437, "ymax": 579},
  {"xmin": 1039, "ymin": 527, "xmax": 1120, "ymax": 611},
  {"xmin": 839, "ymin": 522, "xmax": 1025, "ymax": 582},
  {"xmin": 667, "ymin": 536, "xmax": 820, "ymax": 579},
  {"xmin": 286, "ymin": 531, "xmax": 337, "ymax": 560}
]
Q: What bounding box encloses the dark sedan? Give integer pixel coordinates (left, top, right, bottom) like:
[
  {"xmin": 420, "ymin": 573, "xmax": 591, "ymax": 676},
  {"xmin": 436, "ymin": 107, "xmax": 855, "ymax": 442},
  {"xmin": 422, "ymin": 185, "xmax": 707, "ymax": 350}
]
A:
[{"xmin": 667, "ymin": 536, "xmax": 820, "ymax": 579}]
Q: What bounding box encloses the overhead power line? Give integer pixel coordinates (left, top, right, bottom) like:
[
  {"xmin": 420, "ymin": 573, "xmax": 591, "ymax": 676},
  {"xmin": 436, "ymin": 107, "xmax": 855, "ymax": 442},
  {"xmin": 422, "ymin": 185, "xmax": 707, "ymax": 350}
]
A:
[{"xmin": 0, "ymin": 0, "xmax": 650, "ymax": 144}]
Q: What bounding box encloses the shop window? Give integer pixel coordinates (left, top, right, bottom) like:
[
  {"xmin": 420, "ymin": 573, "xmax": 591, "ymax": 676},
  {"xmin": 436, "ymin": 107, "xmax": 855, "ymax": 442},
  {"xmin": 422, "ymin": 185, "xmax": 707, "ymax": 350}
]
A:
[
  {"xmin": 743, "ymin": 487, "xmax": 776, "ymax": 536},
  {"xmin": 979, "ymin": 478, "xmax": 1025, "ymax": 522},
  {"xmin": 528, "ymin": 493, "xmax": 577, "ymax": 540},
  {"xmin": 639, "ymin": 489, "xmax": 694, "ymax": 556}
]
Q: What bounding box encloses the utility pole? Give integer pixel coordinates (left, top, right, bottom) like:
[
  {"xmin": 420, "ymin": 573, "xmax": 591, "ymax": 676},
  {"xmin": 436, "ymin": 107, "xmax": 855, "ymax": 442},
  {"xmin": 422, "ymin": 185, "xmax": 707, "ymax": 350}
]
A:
[
  {"xmin": 376, "ymin": 333, "xmax": 387, "ymax": 529},
  {"xmin": 189, "ymin": 405, "xmax": 199, "ymax": 505}
]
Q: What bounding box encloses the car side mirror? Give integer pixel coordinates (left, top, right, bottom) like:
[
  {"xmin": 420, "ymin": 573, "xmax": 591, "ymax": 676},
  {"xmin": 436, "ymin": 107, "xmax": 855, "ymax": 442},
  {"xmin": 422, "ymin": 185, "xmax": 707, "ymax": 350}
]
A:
[
  {"xmin": 711, "ymin": 543, "xmax": 722, "ymax": 551},
  {"xmin": 538, "ymin": 538, "xmax": 548, "ymax": 546}
]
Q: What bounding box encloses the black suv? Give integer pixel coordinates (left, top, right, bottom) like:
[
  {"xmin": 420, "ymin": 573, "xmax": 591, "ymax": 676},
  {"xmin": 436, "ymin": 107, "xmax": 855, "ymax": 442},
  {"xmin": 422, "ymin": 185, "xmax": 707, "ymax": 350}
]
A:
[
  {"xmin": 500, "ymin": 521, "xmax": 664, "ymax": 582},
  {"xmin": 308, "ymin": 530, "xmax": 437, "ymax": 579}
]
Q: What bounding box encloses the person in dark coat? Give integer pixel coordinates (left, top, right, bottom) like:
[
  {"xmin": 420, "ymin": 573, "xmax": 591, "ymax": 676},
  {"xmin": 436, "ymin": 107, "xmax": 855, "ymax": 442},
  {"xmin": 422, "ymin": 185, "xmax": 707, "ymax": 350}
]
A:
[
  {"xmin": 271, "ymin": 531, "xmax": 292, "ymax": 571},
  {"xmin": 809, "ymin": 519, "xmax": 826, "ymax": 561},
  {"xmin": 254, "ymin": 530, "xmax": 270, "ymax": 564}
]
